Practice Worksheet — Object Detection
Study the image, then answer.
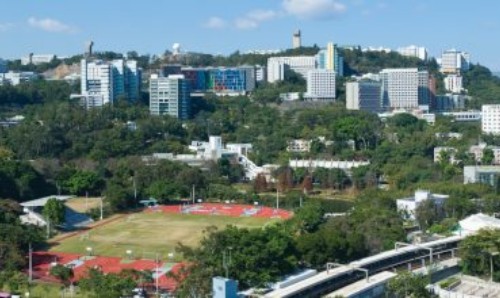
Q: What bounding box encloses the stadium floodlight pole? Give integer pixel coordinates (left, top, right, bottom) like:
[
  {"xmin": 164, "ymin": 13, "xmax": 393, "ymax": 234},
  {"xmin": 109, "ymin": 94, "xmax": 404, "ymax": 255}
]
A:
[
  {"xmin": 192, "ymin": 184, "xmax": 195, "ymax": 204},
  {"xmin": 85, "ymin": 191, "xmax": 89, "ymax": 211},
  {"xmin": 155, "ymin": 253, "xmax": 159, "ymax": 297},
  {"xmin": 276, "ymin": 188, "xmax": 279, "ymax": 210}
]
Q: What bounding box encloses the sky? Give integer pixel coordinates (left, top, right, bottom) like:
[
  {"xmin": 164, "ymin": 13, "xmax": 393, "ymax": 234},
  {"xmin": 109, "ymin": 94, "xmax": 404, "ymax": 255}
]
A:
[{"xmin": 0, "ymin": 0, "xmax": 499, "ymax": 70}]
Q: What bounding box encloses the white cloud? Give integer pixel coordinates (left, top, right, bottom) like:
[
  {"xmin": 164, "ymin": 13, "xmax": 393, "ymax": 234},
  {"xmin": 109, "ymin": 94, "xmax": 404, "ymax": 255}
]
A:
[
  {"xmin": 0, "ymin": 23, "xmax": 13, "ymax": 32},
  {"xmin": 235, "ymin": 18, "xmax": 259, "ymax": 30},
  {"xmin": 246, "ymin": 10, "xmax": 278, "ymax": 22},
  {"xmin": 204, "ymin": 17, "xmax": 226, "ymax": 29},
  {"xmin": 282, "ymin": 0, "xmax": 347, "ymax": 19},
  {"xmin": 234, "ymin": 10, "xmax": 278, "ymax": 30},
  {"xmin": 27, "ymin": 17, "xmax": 76, "ymax": 33}
]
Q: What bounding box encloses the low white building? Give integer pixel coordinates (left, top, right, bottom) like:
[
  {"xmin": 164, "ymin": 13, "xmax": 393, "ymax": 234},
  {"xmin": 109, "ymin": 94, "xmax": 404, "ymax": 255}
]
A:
[
  {"xmin": 397, "ymin": 45, "xmax": 427, "ymax": 60},
  {"xmin": 0, "ymin": 71, "xmax": 37, "ymax": 86},
  {"xmin": 287, "ymin": 139, "xmax": 312, "ymax": 153},
  {"xmin": 441, "ymin": 110, "xmax": 481, "ymax": 122},
  {"xmin": 435, "ymin": 132, "xmax": 463, "ymax": 140},
  {"xmin": 458, "ymin": 213, "xmax": 500, "ymax": 236},
  {"xmin": 21, "ymin": 54, "xmax": 56, "ymax": 65},
  {"xmin": 289, "ymin": 160, "xmax": 369, "ymax": 172},
  {"xmin": 463, "ymin": 165, "xmax": 500, "ymax": 186},
  {"xmin": 469, "ymin": 143, "xmax": 500, "ymax": 165},
  {"xmin": 444, "ymin": 74, "xmax": 464, "ymax": 93},
  {"xmin": 396, "ymin": 190, "xmax": 449, "ymax": 220},
  {"xmin": 279, "ymin": 92, "xmax": 301, "ymax": 101},
  {"xmin": 433, "ymin": 147, "xmax": 458, "ymax": 164}
]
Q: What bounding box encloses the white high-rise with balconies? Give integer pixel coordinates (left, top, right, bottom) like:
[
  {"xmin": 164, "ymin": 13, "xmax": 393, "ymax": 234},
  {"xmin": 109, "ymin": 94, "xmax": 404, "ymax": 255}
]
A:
[
  {"xmin": 482, "ymin": 105, "xmax": 500, "ymax": 135},
  {"xmin": 305, "ymin": 69, "xmax": 336, "ymax": 101},
  {"xmin": 80, "ymin": 59, "xmax": 113, "ymax": 107},
  {"xmin": 80, "ymin": 58, "xmax": 141, "ymax": 107},
  {"xmin": 267, "ymin": 56, "xmax": 316, "ymax": 83},
  {"xmin": 380, "ymin": 68, "xmax": 429, "ymax": 110}
]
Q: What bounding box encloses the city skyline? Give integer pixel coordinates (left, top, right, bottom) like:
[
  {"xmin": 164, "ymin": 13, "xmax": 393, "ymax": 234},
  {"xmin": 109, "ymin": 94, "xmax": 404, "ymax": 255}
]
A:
[{"xmin": 1, "ymin": 0, "xmax": 499, "ymax": 70}]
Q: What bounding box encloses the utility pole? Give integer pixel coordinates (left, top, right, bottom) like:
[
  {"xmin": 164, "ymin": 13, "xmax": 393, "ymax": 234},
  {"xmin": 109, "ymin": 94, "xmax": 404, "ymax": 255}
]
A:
[
  {"xmin": 29, "ymin": 242, "xmax": 33, "ymax": 283},
  {"xmin": 85, "ymin": 191, "xmax": 89, "ymax": 211},
  {"xmin": 46, "ymin": 219, "xmax": 51, "ymax": 239},
  {"xmin": 100, "ymin": 197, "xmax": 103, "ymax": 221},
  {"xmin": 133, "ymin": 176, "xmax": 137, "ymax": 207}
]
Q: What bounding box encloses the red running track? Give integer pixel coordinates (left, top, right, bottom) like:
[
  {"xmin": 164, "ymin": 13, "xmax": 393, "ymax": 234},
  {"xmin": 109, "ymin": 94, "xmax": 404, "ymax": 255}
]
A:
[
  {"xmin": 149, "ymin": 203, "xmax": 293, "ymax": 220},
  {"xmin": 30, "ymin": 251, "xmax": 183, "ymax": 292}
]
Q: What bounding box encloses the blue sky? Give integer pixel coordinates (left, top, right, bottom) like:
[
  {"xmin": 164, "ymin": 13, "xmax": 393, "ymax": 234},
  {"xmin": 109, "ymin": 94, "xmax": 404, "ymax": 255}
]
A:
[{"xmin": 1, "ymin": 0, "xmax": 499, "ymax": 70}]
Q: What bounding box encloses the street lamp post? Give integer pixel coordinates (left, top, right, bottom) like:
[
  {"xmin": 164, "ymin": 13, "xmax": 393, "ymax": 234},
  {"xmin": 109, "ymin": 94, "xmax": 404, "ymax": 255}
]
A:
[
  {"xmin": 155, "ymin": 253, "xmax": 160, "ymax": 297},
  {"xmin": 223, "ymin": 247, "xmax": 233, "ymax": 279},
  {"xmin": 100, "ymin": 196, "xmax": 104, "ymax": 221},
  {"xmin": 489, "ymin": 251, "xmax": 498, "ymax": 283},
  {"xmin": 86, "ymin": 246, "xmax": 93, "ymax": 257}
]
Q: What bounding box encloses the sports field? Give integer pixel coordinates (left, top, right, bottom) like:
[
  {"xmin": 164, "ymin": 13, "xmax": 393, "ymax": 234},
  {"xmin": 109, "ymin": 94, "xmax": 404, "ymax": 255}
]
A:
[{"xmin": 50, "ymin": 211, "xmax": 278, "ymax": 260}]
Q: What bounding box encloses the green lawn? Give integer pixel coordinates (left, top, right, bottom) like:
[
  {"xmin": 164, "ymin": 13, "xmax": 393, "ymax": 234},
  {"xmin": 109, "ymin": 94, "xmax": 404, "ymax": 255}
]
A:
[{"xmin": 50, "ymin": 212, "xmax": 277, "ymax": 260}]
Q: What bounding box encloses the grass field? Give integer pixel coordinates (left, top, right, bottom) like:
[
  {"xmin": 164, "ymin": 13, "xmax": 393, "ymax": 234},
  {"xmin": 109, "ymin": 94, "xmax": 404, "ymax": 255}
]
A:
[{"xmin": 50, "ymin": 212, "xmax": 277, "ymax": 260}]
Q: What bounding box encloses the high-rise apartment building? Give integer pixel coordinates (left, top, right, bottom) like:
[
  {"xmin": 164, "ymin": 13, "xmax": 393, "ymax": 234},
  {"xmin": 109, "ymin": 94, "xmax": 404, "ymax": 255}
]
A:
[
  {"xmin": 440, "ymin": 49, "xmax": 470, "ymax": 74},
  {"xmin": 444, "ymin": 74, "xmax": 463, "ymax": 93},
  {"xmin": 346, "ymin": 80, "xmax": 382, "ymax": 112},
  {"xmin": 397, "ymin": 45, "xmax": 428, "ymax": 60},
  {"xmin": 316, "ymin": 42, "xmax": 344, "ymax": 76},
  {"xmin": 305, "ymin": 70, "xmax": 336, "ymax": 101},
  {"xmin": 80, "ymin": 58, "xmax": 141, "ymax": 107},
  {"xmin": 149, "ymin": 74, "xmax": 190, "ymax": 119},
  {"xmin": 81, "ymin": 59, "xmax": 113, "ymax": 106},
  {"xmin": 266, "ymin": 56, "xmax": 316, "ymax": 83},
  {"xmin": 482, "ymin": 105, "xmax": 500, "ymax": 135},
  {"xmin": 380, "ymin": 68, "xmax": 429, "ymax": 110}
]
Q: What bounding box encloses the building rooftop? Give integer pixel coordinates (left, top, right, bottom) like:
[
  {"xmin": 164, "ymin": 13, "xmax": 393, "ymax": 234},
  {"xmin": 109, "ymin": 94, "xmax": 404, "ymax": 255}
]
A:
[
  {"xmin": 324, "ymin": 271, "xmax": 396, "ymax": 297},
  {"xmin": 20, "ymin": 195, "xmax": 74, "ymax": 208}
]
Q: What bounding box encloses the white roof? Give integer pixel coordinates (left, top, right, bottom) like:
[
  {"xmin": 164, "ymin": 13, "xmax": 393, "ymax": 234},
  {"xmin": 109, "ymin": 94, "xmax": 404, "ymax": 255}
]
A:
[
  {"xmin": 458, "ymin": 213, "xmax": 500, "ymax": 235},
  {"xmin": 324, "ymin": 271, "xmax": 396, "ymax": 297},
  {"xmin": 21, "ymin": 195, "xmax": 73, "ymax": 207}
]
